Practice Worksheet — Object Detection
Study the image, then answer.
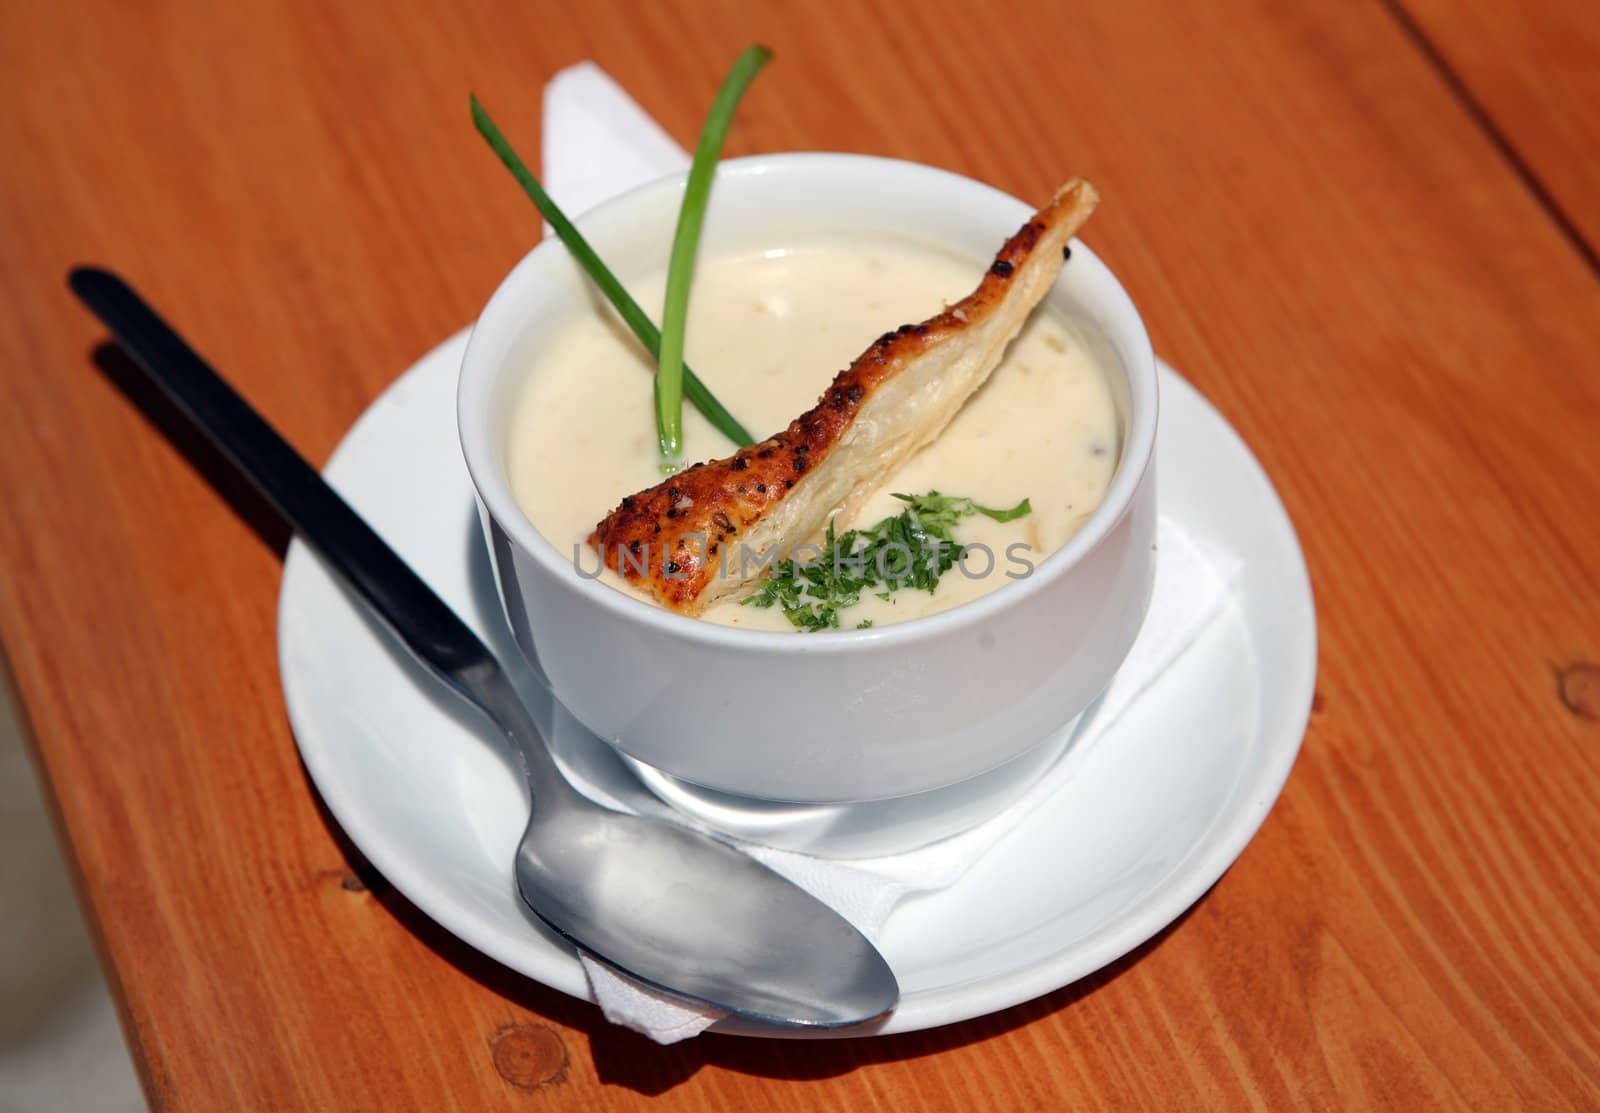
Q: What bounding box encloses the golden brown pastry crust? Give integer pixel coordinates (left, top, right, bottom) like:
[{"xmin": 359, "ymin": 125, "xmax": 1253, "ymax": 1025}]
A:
[{"xmin": 589, "ymin": 179, "xmax": 1099, "ymax": 614}]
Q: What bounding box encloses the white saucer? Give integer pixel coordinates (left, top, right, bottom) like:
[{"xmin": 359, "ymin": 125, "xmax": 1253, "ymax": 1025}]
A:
[{"xmin": 278, "ymin": 330, "xmax": 1315, "ymax": 1037}]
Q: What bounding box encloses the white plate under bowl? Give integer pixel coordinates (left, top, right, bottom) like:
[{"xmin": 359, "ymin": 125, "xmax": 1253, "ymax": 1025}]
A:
[{"xmin": 278, "ymin": 330, "xmax": 1315, "ymax": 1037}]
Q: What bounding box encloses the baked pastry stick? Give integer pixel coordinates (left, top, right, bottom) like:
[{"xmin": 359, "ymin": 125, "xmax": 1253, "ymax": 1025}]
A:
[{"xmin": 590, "ymin": 179, "xmax": 1100, "ymax": 615}]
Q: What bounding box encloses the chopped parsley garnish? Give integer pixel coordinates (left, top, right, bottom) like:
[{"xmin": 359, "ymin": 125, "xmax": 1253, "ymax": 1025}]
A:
[{"xmin": 742, "ymin": 491, "xmax": 1032, "ymax": 631}]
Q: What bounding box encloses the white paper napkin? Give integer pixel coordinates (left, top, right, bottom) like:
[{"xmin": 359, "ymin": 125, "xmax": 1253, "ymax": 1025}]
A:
[
  {"xmin": 542, "ymin": 62, "xmax": 691, "ymax": 230},
  {"xmin": 540, "ymin": 62, "xmax": 1240, "ymax": 1043}
]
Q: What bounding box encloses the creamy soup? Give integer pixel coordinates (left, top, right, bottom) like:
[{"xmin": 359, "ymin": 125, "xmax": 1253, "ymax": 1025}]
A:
[{"xmin": 508, "ymin": 233, "xmax": 1120, "ymax": 631}]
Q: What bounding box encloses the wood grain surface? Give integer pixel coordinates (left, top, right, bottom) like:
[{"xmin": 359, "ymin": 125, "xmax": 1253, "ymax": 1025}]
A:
[
  {"xmin": 1392, "ymin": 0, "xmax": 1600, "ymax": 266},
  {"xmin": 3, "ymin": 0, "xmax": 1598, "ymax": 1109}
]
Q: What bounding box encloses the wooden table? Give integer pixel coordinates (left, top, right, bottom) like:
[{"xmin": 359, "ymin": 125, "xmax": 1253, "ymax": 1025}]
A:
[{"xmin": 4, "ymin": 1, "xmax": 1597, "ymax": 1108}]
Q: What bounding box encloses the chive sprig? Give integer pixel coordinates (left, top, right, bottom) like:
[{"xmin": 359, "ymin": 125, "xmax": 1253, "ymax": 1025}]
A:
[
  {"xmin": 470, "ymin": 94, "xmax": 756, "ymax": 448},
  {"xmin": 654, "ymin": 44, "xmax": 772, "ymax": 468}
]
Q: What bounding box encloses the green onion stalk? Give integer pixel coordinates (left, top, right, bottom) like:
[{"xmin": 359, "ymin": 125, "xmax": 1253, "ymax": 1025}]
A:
[
  {"xmin": 470, "ymin": 94, "xmax": 756, "ymax": 449},
  {"xmin": 654, "ymin": 44, "xmax": 773, "ymax": 469}
]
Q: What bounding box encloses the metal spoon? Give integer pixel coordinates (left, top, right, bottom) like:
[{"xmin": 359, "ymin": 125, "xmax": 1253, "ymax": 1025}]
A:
[{"xmin": 70, "ymin": 267, "xmax": 899, "ymax": 1029}]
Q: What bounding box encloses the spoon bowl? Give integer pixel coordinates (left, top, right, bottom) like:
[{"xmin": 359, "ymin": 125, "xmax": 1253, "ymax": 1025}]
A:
[{"xmin": 517, "ymin": 807, "xmax": 896, "ymax": 1026}]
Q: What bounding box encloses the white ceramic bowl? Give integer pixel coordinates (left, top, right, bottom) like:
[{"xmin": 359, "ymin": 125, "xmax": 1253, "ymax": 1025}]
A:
[{"xmin": 459, "ymin": 154, "xmax": 1158, "ymax": 804}]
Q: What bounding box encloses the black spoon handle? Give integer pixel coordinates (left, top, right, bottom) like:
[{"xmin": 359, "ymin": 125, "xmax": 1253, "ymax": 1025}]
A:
[{"xmin": 69, "ymin": 267, "xmax": 499, "ymax": 693}]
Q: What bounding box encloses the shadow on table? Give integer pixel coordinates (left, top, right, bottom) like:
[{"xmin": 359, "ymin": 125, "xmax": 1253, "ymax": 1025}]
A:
[{"xmin": 90, "ymin": 342, "xmax": 293, "ymax": 558}]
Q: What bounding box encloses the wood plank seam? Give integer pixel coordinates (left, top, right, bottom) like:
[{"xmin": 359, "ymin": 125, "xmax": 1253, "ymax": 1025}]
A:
[{"xmin": 1379, "ymin": 0, "xmax": 1600, "ymax": 275}]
